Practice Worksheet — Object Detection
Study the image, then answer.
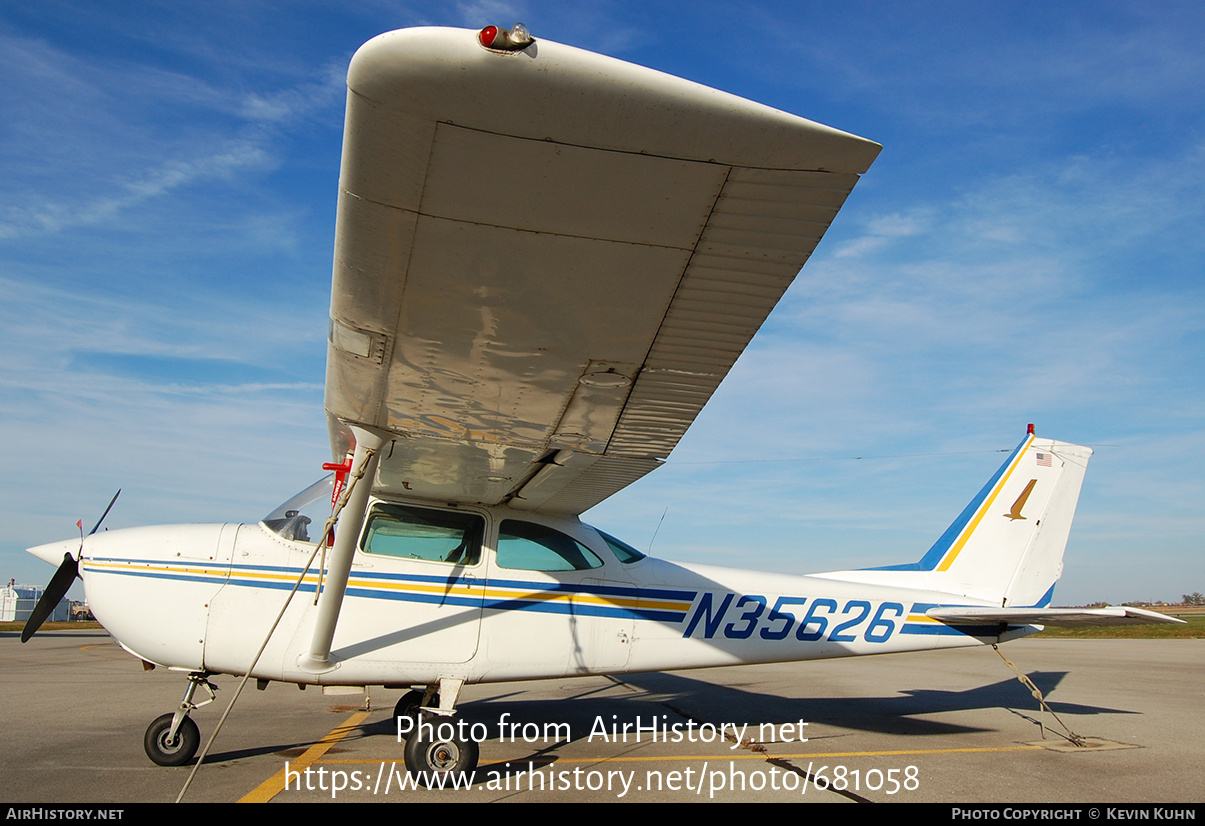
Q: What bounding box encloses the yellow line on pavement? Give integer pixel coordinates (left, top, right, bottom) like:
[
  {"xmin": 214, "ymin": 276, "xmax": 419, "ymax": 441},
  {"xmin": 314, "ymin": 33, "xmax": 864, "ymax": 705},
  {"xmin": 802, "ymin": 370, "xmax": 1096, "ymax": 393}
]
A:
[{"xmin": 239, "ymin": 710, "xmax": 371, "ymax": 803}]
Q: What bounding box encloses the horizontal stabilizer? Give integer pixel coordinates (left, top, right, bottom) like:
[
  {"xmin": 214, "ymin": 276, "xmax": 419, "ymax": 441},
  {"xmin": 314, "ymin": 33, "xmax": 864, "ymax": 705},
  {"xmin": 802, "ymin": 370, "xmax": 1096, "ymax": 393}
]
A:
[{"xmin": 927, "ymin": 606, "xmax": 1185, "ymax": 628}]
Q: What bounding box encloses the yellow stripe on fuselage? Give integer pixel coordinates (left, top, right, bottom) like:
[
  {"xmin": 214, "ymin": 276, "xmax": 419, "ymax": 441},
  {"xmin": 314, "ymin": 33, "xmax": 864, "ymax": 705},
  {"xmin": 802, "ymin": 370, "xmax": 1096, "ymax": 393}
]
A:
[
  {"xmin": 83, "ymin": 560, "xmax": 230, "ymax": 579},
  {"xmin": 84, "ymin": 560, "xmax": 692, "ymax": 613},
  {"xmin": 906, "ymin": 613, "xmax": 942, "ymax": 624}
]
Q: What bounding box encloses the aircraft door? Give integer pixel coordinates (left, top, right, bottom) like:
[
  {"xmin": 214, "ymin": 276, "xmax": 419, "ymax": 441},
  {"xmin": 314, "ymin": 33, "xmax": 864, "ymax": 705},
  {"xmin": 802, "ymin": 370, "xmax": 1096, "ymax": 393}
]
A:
[
  {"xmin": 479, "ymin": 518, "xmax": 634, "ymax": 679},
  {"xmin": 325, "ymin": 502, "xmax": 488, "ymax": 665}
]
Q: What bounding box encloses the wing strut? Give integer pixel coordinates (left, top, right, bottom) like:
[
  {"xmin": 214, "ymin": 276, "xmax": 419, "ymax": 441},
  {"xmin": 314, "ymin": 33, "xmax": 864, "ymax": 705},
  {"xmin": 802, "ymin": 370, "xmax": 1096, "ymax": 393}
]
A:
[{"xmin": 299, "ymin": 425, "xmax": 387, "ymax": 673}]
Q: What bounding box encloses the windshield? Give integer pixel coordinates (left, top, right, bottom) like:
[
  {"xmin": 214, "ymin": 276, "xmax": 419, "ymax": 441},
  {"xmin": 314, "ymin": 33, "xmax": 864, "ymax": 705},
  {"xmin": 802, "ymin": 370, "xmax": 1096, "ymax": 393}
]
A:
[{"xmin": 261, "ymin": 475, "xmax": 335, "ymax": 543}]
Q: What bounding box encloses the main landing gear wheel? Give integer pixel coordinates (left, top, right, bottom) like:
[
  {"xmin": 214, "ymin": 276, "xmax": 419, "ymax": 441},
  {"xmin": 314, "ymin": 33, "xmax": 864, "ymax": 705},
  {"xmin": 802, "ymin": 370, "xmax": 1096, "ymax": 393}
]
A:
[
  {"xmin": 403, "ymin": 723, "xmax": 478, "ymax": 787},
  {"xmin": 144, "ymin": 713, "xmax": 200, "ymax": 766},
  {"xmin": 394, "ymin": 689, "xmax": 438, "ymax": 740}
]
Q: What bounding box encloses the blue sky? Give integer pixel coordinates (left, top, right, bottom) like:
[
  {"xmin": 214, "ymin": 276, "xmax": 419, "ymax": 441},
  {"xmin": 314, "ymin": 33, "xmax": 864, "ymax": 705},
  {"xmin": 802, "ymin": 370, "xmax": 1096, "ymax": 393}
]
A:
[{"xmin": 2, "ymin": 2, "xmax": 1201, "ymax": 606}]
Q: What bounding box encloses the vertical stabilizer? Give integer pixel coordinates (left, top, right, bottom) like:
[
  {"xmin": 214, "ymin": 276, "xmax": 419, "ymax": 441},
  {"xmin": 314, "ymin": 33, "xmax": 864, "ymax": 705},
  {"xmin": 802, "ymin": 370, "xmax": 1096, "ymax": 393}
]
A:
[
  {"xmin": 912, "ymin": 430, "xmax": 1092, "ymax": 606},
  {"xmin": 814, "ymin": 429, "xmax": 1093, "ymax": 607}
]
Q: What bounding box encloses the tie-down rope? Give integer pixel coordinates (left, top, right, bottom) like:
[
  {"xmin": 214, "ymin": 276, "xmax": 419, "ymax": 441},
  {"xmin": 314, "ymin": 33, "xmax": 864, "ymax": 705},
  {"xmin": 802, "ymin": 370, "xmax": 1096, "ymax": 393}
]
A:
[
  {"xmin": 992, "ymin": 643, "xmax": 1086, "ymax": 747},
  {"xmin": 175, "ymin": 447, "xmax": 378, "ymax": 803}
]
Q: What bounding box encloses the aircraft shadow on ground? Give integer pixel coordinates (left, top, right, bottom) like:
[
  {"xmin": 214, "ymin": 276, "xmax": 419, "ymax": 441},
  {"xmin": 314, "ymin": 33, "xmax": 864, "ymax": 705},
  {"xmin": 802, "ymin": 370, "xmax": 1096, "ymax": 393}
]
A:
[
  {"xmin": 348, "ymin": 666, "xmax": 1137, "ymax": 777},
  {"xmin": 616, "ymin": 669, "xmax": 1134, "ymax": 735}
]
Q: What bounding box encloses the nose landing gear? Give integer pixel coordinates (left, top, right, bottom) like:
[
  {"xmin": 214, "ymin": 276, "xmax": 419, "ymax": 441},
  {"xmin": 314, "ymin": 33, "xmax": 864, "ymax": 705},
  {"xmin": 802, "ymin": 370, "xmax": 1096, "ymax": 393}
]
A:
[{"xmin": 144, "ymin": 672, "xmax": 216, "ymax": 766}]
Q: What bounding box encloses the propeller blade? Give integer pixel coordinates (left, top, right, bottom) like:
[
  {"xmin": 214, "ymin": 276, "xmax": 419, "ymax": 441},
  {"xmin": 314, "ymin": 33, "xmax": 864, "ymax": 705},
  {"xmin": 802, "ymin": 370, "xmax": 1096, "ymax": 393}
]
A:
[
  {"xmin": 88, "ymin": 489, "xmax": 121, "ymax": 536},
  {"xmin": 21, "ymin": 552, "xmax": 80, "ymax": 643}
]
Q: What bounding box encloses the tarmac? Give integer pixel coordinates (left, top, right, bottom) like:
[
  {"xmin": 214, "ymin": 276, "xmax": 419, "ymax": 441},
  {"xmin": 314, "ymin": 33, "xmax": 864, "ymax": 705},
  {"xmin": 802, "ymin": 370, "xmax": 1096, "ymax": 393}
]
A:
[{"xmin": 1, "ymin": 630, "xmax": 1201, "ymax": 804}]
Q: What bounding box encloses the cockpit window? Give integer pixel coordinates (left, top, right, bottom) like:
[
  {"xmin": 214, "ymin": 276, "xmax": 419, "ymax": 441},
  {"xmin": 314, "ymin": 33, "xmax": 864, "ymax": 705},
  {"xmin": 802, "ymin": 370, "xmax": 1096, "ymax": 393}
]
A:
[
  {"xmin": 497, "ymin": 521, "xmax": 603, "ymax": 572},
  {"xmin": 262, "ymin": 475, "xmax": 335, "ymax": 543},
  {"xmin": 597, "ymin": 530, "xmax": 647, "ymax": 564},
  {"xmin": 361, "ymin": 504, "xmax": 483, "ymax": 565}
]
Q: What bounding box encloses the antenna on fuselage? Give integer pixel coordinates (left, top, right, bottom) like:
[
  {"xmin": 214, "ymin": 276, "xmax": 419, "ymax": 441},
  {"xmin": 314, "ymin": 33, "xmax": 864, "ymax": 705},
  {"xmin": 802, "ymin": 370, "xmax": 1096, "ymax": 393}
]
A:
[{"xmin": 648, "ymin": 507, "xmax": 669, "ymax": 554}]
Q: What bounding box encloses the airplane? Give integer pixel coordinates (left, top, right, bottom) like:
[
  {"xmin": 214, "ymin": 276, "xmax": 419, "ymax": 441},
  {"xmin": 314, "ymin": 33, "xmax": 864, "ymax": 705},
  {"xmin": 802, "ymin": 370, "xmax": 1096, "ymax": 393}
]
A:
[{"xmin": 21, "ymin": 24, "xmax": 1180, "ymax": 782}]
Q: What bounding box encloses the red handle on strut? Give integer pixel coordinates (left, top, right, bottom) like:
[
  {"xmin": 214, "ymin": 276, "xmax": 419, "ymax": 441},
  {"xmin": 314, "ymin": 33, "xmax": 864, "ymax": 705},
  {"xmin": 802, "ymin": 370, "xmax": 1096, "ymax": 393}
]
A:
[{"xmin": 321, "ymin": 458, "xmax": 354, "ymax": 545}]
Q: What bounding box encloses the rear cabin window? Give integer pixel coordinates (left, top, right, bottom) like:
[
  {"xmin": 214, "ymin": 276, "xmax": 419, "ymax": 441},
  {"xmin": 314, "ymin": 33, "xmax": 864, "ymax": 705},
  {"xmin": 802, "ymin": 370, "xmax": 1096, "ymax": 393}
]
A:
[
  {"xmin": 496, "ymin": 521, "xmax": 604, "ymax": 572},
  {"xmin": 361, "ymin": 504, "xmax": 483, "ymax": 565},
  {"xmin": 597, "ymin": 530, "xmax": 647, "ymax": 564}
]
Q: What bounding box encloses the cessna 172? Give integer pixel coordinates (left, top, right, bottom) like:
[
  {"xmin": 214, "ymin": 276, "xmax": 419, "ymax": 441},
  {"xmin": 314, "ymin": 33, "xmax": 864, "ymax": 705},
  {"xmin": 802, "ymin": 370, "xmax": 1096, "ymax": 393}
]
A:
[{"xmin": 23, "ymin": 25, "xmax": 1178, "ymax": 780}]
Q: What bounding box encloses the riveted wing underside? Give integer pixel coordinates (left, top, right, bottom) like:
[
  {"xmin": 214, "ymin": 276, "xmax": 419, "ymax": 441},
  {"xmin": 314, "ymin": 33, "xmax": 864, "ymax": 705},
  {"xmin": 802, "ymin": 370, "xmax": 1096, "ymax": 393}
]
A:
[{"xmin": 324, "ymin": 27, "xmax": 879, "ymax": 513}]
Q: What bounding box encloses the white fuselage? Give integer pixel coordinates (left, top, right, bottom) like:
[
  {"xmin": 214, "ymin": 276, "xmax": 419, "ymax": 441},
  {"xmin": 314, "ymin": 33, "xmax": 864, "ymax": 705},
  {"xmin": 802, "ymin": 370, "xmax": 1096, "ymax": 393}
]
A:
[{"xmin": 46, "ymin": 496, "xmax": 1023, "ymax": 687}]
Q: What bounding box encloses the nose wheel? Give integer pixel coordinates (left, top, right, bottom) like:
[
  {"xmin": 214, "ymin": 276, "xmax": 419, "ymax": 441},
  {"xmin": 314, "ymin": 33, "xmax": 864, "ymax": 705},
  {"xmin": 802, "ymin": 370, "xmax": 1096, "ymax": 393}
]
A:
[
  {"xmin": 144, "ymin": 714, "xmax": 200, "ymax": 766},
  {"xmin": 143, "ymin": 672, "xmax": 216, "ymax": 766}
]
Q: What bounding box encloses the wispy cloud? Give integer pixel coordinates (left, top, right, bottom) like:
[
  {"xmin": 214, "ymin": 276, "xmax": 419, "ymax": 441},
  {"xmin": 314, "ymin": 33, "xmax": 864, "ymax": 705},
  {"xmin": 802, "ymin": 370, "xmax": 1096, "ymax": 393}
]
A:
[
  {"xmin": 833, "ymin": 209, "xmax": 932, "ymax": 258},
  {"xmin": 0, "ymin": 143, "xmax": 274, "ymax": 239},
  {"xmin": 238, "ymin": 63, "xmax": 347, "ymax": 123},
  {"xmin": 0, "ymin": 28, "xmax": 344, "ymax": 241}
]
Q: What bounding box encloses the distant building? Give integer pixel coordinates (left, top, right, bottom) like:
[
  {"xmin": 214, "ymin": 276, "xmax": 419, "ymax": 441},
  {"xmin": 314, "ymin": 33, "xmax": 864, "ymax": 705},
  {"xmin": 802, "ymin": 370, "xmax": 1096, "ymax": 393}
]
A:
[
  {"xmin": 0, "ymin": 582, "xmax": 16, "ymax": 622},
  {"xmin": 1, "ymin": 580, "xmax": 71, "ymax": 623}
]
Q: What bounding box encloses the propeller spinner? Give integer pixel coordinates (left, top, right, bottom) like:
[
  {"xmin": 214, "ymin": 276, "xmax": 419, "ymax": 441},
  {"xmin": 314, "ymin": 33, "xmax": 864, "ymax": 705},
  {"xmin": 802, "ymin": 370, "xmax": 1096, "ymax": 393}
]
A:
[{"xmin": 21, "ymin": 489, "xmax": 119, "ymax": 642}]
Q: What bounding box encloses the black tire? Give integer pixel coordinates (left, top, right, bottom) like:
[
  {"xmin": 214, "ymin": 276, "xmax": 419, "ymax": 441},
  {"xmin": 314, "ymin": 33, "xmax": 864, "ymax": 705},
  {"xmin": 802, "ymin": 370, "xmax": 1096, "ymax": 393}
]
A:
[
  {"xmin": 393, "ymin": 690, "xmax": 438, "ymax": 740},
  {"xmin": 144, "ymin": 713, "xmax": 200, "ymax": 767},
  {"xmin": 403, "ymin": 723, "xmax": 479, "ymax": 787}
]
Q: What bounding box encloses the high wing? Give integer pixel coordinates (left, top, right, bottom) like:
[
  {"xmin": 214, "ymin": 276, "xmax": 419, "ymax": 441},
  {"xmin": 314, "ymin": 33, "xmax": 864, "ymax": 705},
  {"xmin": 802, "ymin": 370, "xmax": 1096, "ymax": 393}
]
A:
[{"xmin": 324, "ymin": 26, "xmax": 881, "ymax": 513}]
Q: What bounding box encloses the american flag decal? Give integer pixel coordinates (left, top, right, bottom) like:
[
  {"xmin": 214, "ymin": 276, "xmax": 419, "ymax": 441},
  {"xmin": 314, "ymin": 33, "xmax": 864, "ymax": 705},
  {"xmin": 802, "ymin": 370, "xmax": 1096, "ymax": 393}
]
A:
[{"xmin": 1036, "ymin": 452, "xmax": 1052, "ymax": 467}]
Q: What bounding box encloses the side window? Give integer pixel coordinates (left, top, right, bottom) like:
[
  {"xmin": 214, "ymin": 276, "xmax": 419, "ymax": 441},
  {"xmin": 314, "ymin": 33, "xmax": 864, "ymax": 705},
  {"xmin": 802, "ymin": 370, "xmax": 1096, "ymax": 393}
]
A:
[
  {"xmin": 497, "ymin": 520, "xmax": 604, "ymax": 572},
  {"xmin": 361, "ymin": 504, "xmax": 483, "ymax": 565}
]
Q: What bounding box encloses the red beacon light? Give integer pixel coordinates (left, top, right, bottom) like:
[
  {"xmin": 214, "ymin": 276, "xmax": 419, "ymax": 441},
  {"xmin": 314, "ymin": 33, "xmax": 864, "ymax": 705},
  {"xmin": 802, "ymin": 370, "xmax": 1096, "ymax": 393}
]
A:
[{"xmin": 478, "ymin": 22, "xmax": 534, "ymax": 52}]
